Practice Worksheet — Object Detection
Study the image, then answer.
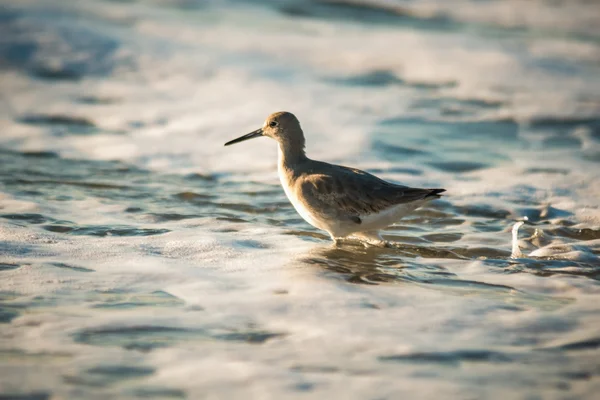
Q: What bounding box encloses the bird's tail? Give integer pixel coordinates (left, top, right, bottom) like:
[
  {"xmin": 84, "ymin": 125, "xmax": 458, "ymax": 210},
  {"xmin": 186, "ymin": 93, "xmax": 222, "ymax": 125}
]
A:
[{"xmin": 425, "ymin": 188, "xmax": 446, "ymax": 199}]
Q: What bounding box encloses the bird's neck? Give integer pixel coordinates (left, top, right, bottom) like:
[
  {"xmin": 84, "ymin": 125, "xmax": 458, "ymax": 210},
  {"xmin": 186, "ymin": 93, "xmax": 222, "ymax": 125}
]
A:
[{"xmin": 277, "ymin": 140, "xmax": 307, "ymax": 169}]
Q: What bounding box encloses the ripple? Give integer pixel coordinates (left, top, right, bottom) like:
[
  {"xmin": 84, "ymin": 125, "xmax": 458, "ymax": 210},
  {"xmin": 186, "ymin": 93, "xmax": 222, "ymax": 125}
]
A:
[
  {"xmin": 88, "ymin": 365, "xmax": 155, "ymax": 378},
  {"xmin": 73, "ymin": 325, "xmax": 285, "ymax": 351},
  {"xmin": 0, "ymin": 213, "xmax": 55, "ymax": 225},
  {"xmin": 0, "ymin": 306, "xmax": 20, "ymax": 323},
  {"xmin": 508, "ymin": 259, "xmax": 600, "ymax": 280},
  {"xmin": 427, "ymin": 160, "xmax": 490, "ymax": 173},
  {"xmin": 450, "ymin": 246, "xmax": 512, "ymax": 259},
  {"xmin": 528, "ymin": 116, "xmax": 600, "ymax": 138},
  {"xmin": 371, "ymin": 140, "xmax": 429, "ymax": 161},
  {"xmin": 302, "ymin": 246, "xmax": 465, "ymax": 286},
  {"xmin": 90, "ymin": 290, "xmax": 185, "ymax": 310},
  {"xmin": 284, "ymin": 230, "xmax": 330, "ymax": 242},
  {"xmin": 215, "ymin": 216, "xmax": 248, "ymax": 223},
  {"xmin": 524, "ymin": 167, "xmax": 570, "ymax": 175},
  {"xmin": 385, "ymin": 243, "xmax": 471, "ymax": 259},
  {"xmin": 515, "ymin": 205, "xmax": 573, "ymax": 223},
  {"xmin": 583, "ymin": 149, "xmax": 600, "ymax": 162},
  {"xmin": 21, "ymin": 151, "xmax": 60, "ymax": 158},
  {"xmin": 546, "ymin": 135, "xmax": 584, "ymax": 149},
  {"xmin": 548, "ymin": 337, "xmax": 600, "ymax": 352},
  {"xmin": 0, "ymin": 349, "xmax": 72, "ymax": 362},
  {"xmin": 146, "ymin": 213, "xmax": 200, "ymax": 222},
  {"xmin": 183, "ymin": 172, "xmax": 218, "ymax": 182},
  {"xmin": 411, "ymin": 96, "xmax": 505, "ymax": 117},
  {"xmin": 214, "ymin": 331, "xmax": 284, "ymax": 344},
  {"xmin": 19, "ymin": 114, "xmax": 97, "ymax": 136},
  {"xmin": 277, "ymin": 0, "xmax": 455, "ymax": 31},
  {"xmin": 379, "ymin": 350, "xmax": 514, "ymax": 365},
  {"xmin": 220, "ymin": 202, "xmax": 281, "ymax": 215},
  {"xmin": 174, "ymin": 191, "xmax": 215, "ymax": 202},
  {"xmin": 42, "ymin": 224, "xmax": 170, "ymax": 237},
  {"xmin": 379, "ymin": 117, "xmax": 519, "ymax": 141},
  {"xmin": 0, "ymin": 292, "xmax": 22, "ymax": 323},
  {"xmin": 73, "ymin": 325, "xmax": 201, "ymax": 351},
  {"xmin": 289, "ymin": 365, "xmax": 340, "ymax": 374},
  {"xmin": 368, "ymin": 167, "xmax": 424, "ymax": 176},
  {"xmin": 452, "ymin": 204, "xmax": 510, "ymax": 219},
  {"xmin": 0, "ymin": 392, "xmax": 51, "ymax": 400},
  {"xmin": 422, "ymin": 232, "xmax": 463, "ymax": 243},
  {"xmin": 31, "ymin": 66, "xmax": 83, "ymax": 81},
  {"xmin": 6, "ymin": 178, "xmax": 128, "ymax": 190},
  {"xmin": 325, "ymin": 69, "xmax": 404, "ymax": 87},
  {"xmin": 48, "ymin": 262, "xmax": 94, "ymax": 273},
  {"xmin": 63, "ymin": 365, "xmax": 155, "ymax": 388},
  {"xmin": 0, "ymin": 4, "xmax": 121, "ymax": 79},
  {"xmin": 409, "ymin": 80, "xmax": 458, "ymax": 90},
  {"xmin": 546, "ymin": 226, "xmax": 600, "ymax": 241},
  {"xmin": 75, "ymin": 96, "xmax": 121, "ymax": 105},
  {"xmin": 425, "ymin": 277, "xmax": 516, "ymax": 292},
  {"xmin": 324, "ymin": 69, "xmax": 462, "ymax": 92},
  {"xmin": 0, "ymin": 263, "xmax": 21, "ymax": 272},
  {"xmin": 126, "ymin": 387, "xmax": 186, "ymax": 399},
  {"xmin": 233, "ymin": 239, "xmax": 271, "ymax": 249}
]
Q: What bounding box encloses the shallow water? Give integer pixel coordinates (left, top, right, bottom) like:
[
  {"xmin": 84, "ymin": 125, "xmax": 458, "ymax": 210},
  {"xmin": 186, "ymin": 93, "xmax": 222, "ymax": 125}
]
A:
[{"xmin": 1, "ymin": 0, "xmax": 600, "ymax": 398}]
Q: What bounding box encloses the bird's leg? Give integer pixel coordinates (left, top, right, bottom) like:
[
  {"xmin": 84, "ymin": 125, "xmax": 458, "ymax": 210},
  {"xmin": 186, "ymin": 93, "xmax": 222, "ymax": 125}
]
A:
[
  {"xmin": 330, "ymin": 234, "xmax": 342, "ymax": 247},
  {"xmin": 352, "ymin": 231, "xmax": 387, "ymax": 247}
]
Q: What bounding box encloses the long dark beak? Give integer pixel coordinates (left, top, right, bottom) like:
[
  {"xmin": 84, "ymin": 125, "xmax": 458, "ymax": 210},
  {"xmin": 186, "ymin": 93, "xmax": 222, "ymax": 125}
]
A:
[{"xmin": 224, "ymin": 128, "xmax": 263, "ymax": 146}]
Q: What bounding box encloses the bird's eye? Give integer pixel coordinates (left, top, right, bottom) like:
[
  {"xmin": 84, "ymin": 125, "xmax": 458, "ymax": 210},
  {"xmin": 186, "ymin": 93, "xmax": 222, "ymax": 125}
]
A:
[{"xmin": 269, "ymin": 121, "xmax": 278, "ymax": 128}]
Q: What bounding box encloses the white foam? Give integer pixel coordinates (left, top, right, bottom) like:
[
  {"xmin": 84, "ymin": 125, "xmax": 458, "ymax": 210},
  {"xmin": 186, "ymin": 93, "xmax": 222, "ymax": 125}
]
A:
[{"xmin": 2, "ymin": 0, "xmax": 599, "ymax": 175}]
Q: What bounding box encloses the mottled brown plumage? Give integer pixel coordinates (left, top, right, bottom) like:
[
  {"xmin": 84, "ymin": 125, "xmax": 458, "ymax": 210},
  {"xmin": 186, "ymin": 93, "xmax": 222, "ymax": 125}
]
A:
[{"xmin": 297, "ymin": 163, "xmax": 443, "ymax": 221}]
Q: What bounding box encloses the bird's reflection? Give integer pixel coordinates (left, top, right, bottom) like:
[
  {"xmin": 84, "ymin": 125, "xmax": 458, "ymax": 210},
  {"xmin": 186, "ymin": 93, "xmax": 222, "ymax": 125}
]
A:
[
  {"xmin": 296, "ymin": 241, "xmax": 570, "ymax": 312},
  {"xmin": 297, "ymin": 240, "xmax": 458, "ymax": 285}
]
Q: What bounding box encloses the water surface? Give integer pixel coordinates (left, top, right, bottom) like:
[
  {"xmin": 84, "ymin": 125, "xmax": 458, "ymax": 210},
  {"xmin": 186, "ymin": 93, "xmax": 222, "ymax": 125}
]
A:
[{"xmin": 1, "ymin": 0, "xmax": 599, "ymax": 398}]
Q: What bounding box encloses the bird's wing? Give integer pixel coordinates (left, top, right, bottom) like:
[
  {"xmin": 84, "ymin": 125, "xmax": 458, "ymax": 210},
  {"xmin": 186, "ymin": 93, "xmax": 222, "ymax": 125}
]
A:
[{"xmin": 297, "ymin": 167, "xmax": 443, "ymax": 224}]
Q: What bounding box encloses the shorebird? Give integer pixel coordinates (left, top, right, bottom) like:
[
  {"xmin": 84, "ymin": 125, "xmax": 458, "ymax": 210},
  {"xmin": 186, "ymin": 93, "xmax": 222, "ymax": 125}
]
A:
[{"xmin": 224, "ymin": 112, "xmax": 445, "ymax": 246}]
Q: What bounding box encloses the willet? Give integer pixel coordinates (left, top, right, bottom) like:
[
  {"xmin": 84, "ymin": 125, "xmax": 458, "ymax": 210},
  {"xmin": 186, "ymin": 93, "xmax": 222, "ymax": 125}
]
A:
[{"xmin": 224, "ymin": 111, "xmax": 445, "ymax": 246}]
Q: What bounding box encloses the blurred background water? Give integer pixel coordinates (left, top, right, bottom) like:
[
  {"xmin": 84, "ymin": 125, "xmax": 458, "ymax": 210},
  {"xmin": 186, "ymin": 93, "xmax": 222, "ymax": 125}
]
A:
[{"xmin": 1, "ymin": 0, "xmax": 599, "ymax": 398}]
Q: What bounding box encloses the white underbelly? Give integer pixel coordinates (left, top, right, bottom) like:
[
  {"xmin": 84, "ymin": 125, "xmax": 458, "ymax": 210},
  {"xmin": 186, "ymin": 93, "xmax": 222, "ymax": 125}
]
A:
[
  {"xmin": 358, "ymin": 201, "xmax": 425, "ymax": 231},
  {"xmin": 280, "ymin": 177, "xmax": 324, "ymax": 230}
]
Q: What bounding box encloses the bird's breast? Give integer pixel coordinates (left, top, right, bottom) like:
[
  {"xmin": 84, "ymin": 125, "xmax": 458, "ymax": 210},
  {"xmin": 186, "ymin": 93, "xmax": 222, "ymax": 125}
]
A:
[{"xmin": 278, "ymin": 166, "xmax": 324, "ymax": 230}]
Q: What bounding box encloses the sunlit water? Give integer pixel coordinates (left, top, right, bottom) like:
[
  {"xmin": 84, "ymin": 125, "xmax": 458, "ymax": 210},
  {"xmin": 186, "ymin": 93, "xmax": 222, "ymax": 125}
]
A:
[{"xmin": 1, "ymin": 0, "xmax": 599, "ymax": 398}]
